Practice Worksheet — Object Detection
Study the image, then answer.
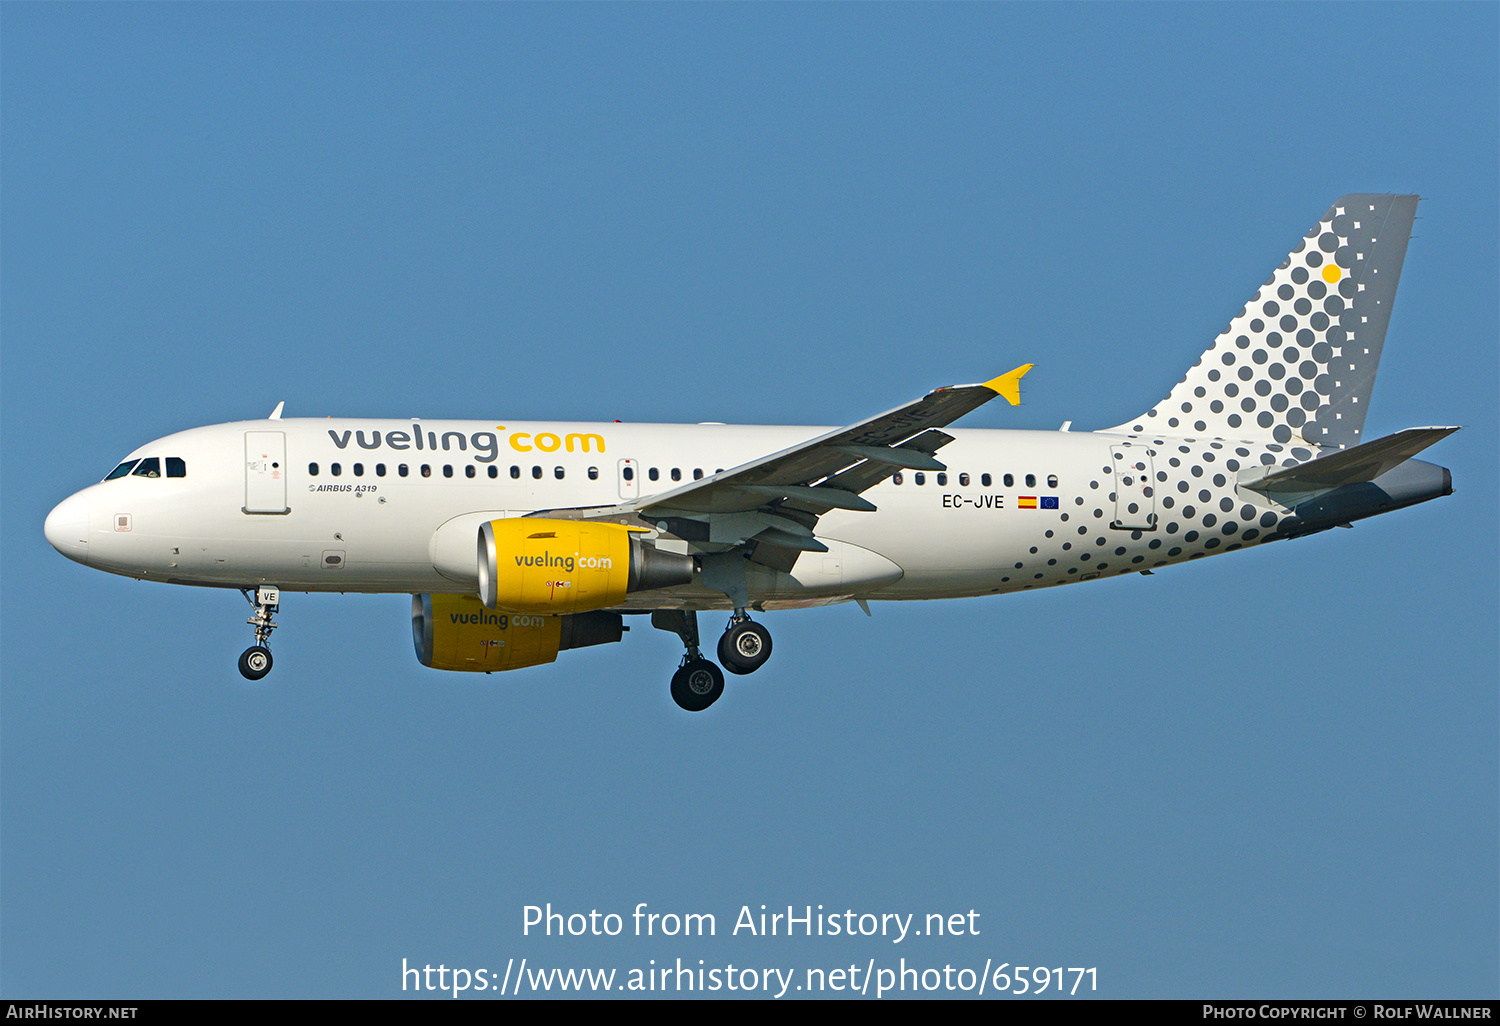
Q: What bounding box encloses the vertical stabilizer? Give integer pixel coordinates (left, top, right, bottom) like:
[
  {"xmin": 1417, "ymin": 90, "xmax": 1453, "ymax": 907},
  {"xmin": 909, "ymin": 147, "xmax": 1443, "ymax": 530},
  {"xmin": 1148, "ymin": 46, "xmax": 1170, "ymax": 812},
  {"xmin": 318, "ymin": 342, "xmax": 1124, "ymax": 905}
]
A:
[{"xmin": 1109, "ymin": 195, "xmax": 1418, "ymax": 449}]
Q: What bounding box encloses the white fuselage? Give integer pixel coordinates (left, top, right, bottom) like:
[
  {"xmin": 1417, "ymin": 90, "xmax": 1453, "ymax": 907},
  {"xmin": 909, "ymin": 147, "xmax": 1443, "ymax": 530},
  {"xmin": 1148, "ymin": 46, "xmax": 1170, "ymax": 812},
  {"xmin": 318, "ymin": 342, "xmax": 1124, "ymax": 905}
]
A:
[{"xmin": 46, "ymin": 417, "xmax": 1306, "ymax": 609}]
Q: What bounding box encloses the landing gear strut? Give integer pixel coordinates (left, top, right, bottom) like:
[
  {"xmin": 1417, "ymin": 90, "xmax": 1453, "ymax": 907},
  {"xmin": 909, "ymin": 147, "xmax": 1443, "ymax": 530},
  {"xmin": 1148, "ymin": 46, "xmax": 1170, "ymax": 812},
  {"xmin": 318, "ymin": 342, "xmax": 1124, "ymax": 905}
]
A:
[
  {"xmin": 652, "ymin": 609, "xmax": 725, "ymax": 712},
  {"xmin": 239, "ymin": 585, "xmax": 280, "ymax": 680},
  {"xmin": 718, "ymin": 613, "xmax": 772, "ymax": 675}
]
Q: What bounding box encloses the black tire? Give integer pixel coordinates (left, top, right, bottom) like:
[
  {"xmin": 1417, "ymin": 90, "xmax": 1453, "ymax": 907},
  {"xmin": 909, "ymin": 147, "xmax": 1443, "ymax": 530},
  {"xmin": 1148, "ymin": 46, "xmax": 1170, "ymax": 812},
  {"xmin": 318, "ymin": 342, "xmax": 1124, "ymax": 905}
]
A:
[
  {"xmin": 718, "ymin": 620, "xmax": 772, "ymax": 675},
  {"xmin": 670, "ymin": 658, "xmax": 724, "ymax": 711},
  {"xmin": 238, "ymin": 645, "xmax": 273, "ymax": 681}
]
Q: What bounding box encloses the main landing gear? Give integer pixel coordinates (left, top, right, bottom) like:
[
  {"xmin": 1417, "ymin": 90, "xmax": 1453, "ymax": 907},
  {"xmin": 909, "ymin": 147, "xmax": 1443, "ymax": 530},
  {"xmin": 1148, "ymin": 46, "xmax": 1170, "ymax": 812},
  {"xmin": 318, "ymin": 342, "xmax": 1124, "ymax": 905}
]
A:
[
  {"xmin": 670, "ymin": 659, "xmax": 724, "ymax": 713},
  {"xmin": 238, "ymin": 585, "xmax": 280, "ymax": 681},
  {"xmin": 652, "ymin": 608, "xmax": 773, "ymax": 711},
  {"xmin": 718, "ymin": 613, "xmax": 772, "ymax": 675}
]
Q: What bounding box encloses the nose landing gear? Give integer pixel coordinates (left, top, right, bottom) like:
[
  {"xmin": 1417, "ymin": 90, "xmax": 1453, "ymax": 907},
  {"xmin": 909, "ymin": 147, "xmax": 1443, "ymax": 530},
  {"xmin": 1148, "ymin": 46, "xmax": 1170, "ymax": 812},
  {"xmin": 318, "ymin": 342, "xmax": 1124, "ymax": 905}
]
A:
[{"xmin": 238, "ymin": 585, "xmax": 281, "ymax": 681}]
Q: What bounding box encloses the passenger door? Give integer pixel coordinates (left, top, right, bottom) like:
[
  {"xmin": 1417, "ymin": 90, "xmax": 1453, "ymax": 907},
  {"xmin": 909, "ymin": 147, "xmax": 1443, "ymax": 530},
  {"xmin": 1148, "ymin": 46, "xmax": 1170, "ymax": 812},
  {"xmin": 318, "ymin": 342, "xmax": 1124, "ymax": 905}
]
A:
[{"xmin": 245, "ymin": 431, "xmax": 289, "ymax": 514}]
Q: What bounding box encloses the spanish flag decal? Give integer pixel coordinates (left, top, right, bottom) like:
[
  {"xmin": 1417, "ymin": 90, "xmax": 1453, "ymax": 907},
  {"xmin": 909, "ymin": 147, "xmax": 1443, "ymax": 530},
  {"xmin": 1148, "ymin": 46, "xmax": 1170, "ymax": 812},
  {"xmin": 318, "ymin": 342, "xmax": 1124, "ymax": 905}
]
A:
[
  {"xmin": 1018, "ymin": 496, "xmax": 1059, "ymax": 510},
  {"xmin": 1018, "ymin": 496, "xmax": 1038, "ymax": 509}
]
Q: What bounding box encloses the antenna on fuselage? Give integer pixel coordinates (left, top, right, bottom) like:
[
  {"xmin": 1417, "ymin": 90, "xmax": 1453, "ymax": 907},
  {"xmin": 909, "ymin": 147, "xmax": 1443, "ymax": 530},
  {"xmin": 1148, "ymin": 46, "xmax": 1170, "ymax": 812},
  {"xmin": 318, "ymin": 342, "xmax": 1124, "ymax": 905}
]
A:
[{"xmin": 268, "ymin": 401, "xmax": 285, "ymax": 420}]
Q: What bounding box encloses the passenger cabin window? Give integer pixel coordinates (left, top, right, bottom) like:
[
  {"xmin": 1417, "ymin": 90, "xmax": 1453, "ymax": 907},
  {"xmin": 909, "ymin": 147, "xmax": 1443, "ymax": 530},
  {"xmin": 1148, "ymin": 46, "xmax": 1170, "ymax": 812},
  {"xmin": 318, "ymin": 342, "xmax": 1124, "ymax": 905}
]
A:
[
  {"xmin": 354, "ymin": 463, "xmax": 364, "ymax": 476},
  {"xmin": 443, "ymin": 465, "xmax": 453, "ymax": 478},
  {"xmin": 331, "ymin": 463, "xmax": 342, "ymax": 477},
  {"xmin": 694, "ymin": 469, "xmax": 704, "ymax": 480},
  {"xmin": 487, "ymin": 466, "xmax": 498, "ymax": 479},
  {"xmin": 554, "ymin": 467, "xmax": 565, "ymax": 480},
  {"xmin": 531, "ymin": 466, "xmax": 542, "ymax": 480},
  {"xmin": 981, "ymin": 473, "xmax": 992, "ymax": 486},
  {"xmin": 106, "ymin": 460, "xmax": 139, "ymax": 480},
  {"xmin": 959, "ymin": 473, "xmax": 970, "ymax": 486},
  {"xmin": 1047, "ymin": 474, "xmax": 1059, "ymax": 488},
  {"xmin": 399, "ymin": 464, "xmax": 409, "ymax": 477},
  {"xmin": 893, "ymin": 472, "xmax": 903, "ymax": 485},
  {"xmin": 465, "ymin": 465, "xmax": 476, "ymax": 479},
  {"xmin": 588, "ymin": 467, "xmax": 599, "ymax": 480},
  {"xmin": 649, "ymin": 468, "xmax": 660, "ymax": 481},
  {"xmin": 936, "ymin": 472, "xmax": 947, "ymax": 486},
  {"xmin": 376, "ymin": 464, "xmax": 387, "ymax": 477},
  {"xmin": 914, "ymin": 472, "xmax": 925, "ymax": 485},
  {"xmin": 165, "ymin": 457, "xmax": 186, "ymax": 478},
  {"xmin": 510, "ymin": 466, "xmax": 520, "ymax": 479},
  {"xmin": 308, "ymin": 462, "xmax": 319, "ymax": 477},
  {"xmin": 623, "ymin": 466, "xmax": 634, "ymax": 481},
  {"xmin": 1025, "ymin": 473, "xmax": 1036, "ymax": 487},
  {"xmin": 670, "ymin": 468, "xmax": 681, "ymax": 482},
  {"xmin": 1003, "ymin": 473, "xmax": 1013, "ymax": 487},
  {"xmin": 420, "ymin": 465, "xmax": 431, "ymax": 477}
]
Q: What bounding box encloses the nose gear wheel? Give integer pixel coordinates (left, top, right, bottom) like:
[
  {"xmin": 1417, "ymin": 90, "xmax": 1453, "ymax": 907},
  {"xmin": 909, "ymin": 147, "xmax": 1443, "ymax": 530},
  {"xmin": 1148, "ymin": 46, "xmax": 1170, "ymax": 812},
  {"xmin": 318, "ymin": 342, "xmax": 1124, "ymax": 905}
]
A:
[{"xmin": 238, "ymin": 645, "xmax": 273, "ymax": 680}]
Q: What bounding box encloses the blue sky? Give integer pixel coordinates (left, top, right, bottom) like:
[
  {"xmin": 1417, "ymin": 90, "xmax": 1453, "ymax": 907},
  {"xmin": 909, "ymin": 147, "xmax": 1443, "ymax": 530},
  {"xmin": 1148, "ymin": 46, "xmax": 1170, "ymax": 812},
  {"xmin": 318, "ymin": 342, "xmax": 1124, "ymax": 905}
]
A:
[{"xmin": 3, "ymin": 3, "xmax": 1495, "ymax": 999}]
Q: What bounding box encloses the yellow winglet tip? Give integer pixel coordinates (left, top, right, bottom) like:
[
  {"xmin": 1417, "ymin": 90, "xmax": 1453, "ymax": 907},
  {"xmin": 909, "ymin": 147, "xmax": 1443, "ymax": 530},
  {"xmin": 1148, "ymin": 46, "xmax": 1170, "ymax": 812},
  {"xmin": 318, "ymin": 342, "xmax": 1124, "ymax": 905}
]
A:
[{"xmin": 983, "ymin": 363, "xmax": 1033, "ymax": 406}]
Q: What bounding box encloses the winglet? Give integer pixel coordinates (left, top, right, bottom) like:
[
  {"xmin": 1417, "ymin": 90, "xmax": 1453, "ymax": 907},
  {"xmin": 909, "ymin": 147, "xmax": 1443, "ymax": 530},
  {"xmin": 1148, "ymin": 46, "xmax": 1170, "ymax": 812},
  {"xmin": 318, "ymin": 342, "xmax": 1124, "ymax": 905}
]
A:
[
  {"xmin": 269, "ymin": 401, "xmax": 285, "ymax": 420},
  {"xmin": 982, "ymin": 364, "xmax": 1033, "ymax": 406}
]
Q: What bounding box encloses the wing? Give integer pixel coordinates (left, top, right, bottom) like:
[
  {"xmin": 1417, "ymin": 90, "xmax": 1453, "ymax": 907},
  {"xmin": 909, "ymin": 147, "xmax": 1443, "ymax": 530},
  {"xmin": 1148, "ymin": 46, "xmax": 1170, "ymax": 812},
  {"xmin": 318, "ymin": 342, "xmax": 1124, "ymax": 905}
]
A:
[
  {"xmin": 531, "ymin": 364, "xmax": 1032, "ymax": 570},
  {"xmin": 639, "ymin": 364, "xmax": 1032, "ymax": 517}
]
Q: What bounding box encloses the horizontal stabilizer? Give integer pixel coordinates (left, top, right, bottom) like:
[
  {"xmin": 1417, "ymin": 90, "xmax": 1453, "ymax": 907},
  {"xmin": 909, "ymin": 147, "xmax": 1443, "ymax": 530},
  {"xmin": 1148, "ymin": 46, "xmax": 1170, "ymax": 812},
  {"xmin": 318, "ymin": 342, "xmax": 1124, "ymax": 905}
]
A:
[{"xmin": 1239, "ymin": 427, "xmax": 1459, "ymax": 498}]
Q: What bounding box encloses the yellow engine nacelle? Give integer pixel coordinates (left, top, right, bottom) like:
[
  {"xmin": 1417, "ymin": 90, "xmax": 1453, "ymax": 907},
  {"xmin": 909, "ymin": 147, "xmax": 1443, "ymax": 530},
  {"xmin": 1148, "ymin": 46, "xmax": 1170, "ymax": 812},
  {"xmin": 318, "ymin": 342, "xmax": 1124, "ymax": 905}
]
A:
[
  {"xmin": 477, "ymin": 518, "xmax": 694, "ymax": 614},
  {"xmin": 411, "ymin": 593, "xmax": 625, "ymax": 673}
]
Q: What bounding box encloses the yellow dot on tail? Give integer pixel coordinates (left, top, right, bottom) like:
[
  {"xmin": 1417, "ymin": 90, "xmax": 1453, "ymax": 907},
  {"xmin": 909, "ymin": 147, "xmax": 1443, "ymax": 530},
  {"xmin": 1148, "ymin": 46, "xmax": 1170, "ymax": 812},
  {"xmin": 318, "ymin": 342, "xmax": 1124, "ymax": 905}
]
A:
[{"xmin": 1322, "ymin": 264, "xmax": 1342, "ymax": 284}]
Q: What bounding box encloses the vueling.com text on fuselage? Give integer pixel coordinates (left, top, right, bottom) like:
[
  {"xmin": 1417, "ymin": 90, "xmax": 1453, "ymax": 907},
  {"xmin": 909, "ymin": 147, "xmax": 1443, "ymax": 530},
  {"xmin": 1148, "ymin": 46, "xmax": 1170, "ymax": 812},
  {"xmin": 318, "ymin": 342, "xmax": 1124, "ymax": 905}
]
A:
[{"xmin": 326, "ymin": 426, "xmax": 606, "ymax": 463}]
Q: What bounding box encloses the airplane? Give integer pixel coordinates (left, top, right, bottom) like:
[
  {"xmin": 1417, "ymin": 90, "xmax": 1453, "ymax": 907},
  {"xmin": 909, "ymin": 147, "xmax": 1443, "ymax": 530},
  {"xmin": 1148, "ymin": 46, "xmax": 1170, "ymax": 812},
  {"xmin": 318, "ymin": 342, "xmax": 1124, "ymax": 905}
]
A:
[{"xmin": 44, "ymin": 194, "xmax": 1459, "ymax": 711}]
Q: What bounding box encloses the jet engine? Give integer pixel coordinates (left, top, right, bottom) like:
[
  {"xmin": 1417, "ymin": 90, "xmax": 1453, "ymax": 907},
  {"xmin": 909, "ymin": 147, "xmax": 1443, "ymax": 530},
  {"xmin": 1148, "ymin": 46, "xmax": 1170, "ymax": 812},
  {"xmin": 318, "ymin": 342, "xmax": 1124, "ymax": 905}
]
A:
[
  {"xmin": 412, "ymin": 593, "xmax": 627, "ymax": 672},
  {"xmin": 477, "ymin": 518, "xmax": 694, "ymax": 613}
]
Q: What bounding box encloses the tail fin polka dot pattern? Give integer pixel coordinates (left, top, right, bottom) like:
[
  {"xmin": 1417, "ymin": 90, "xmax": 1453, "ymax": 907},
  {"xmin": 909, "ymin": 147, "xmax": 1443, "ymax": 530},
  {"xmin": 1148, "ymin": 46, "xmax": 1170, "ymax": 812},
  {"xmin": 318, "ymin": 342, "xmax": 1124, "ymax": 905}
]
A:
[{"xmin": 1110, "ymin": 195, "xmax": 1418, "ymax": 451}]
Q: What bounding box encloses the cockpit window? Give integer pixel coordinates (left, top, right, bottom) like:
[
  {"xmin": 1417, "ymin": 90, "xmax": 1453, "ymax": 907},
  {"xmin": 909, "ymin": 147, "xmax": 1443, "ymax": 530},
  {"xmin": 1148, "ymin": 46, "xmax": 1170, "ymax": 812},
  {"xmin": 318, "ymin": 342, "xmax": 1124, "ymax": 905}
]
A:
[
  {"xmin": 131, "ymin": 457, "xmax": 161, "ymax": 478},
  {"xmin": 166, "ymin": 457, "xmax": 186, "ymax": 478},
  {"xmin": 105, "ymin": 460, "xmax": 139, "ymax": 480}
]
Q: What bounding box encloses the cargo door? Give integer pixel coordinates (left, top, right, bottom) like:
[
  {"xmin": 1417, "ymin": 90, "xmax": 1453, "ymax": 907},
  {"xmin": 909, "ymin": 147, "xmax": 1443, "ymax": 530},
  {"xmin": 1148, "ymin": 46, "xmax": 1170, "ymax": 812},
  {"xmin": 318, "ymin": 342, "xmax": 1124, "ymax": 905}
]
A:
[{"xmin": 1110, "ymin": 445, "xmax": 1155, "ymax": 530}]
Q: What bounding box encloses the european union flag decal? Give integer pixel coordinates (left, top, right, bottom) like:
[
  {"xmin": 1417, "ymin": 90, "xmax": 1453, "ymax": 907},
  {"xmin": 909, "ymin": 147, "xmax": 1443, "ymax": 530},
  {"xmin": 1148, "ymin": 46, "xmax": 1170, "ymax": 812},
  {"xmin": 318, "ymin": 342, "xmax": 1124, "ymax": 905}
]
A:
[{"xmin": 1040, "ymin": 496, "xmax": 1059, "ymax": 510}]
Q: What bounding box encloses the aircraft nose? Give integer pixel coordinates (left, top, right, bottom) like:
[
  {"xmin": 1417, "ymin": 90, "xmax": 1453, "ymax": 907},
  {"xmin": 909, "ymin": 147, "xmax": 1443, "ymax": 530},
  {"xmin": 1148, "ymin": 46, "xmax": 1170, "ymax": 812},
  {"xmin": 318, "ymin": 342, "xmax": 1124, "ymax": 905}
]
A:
[{"xmin": 44, "ymin": 491, "xmax": 90, "ymax": 563}]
